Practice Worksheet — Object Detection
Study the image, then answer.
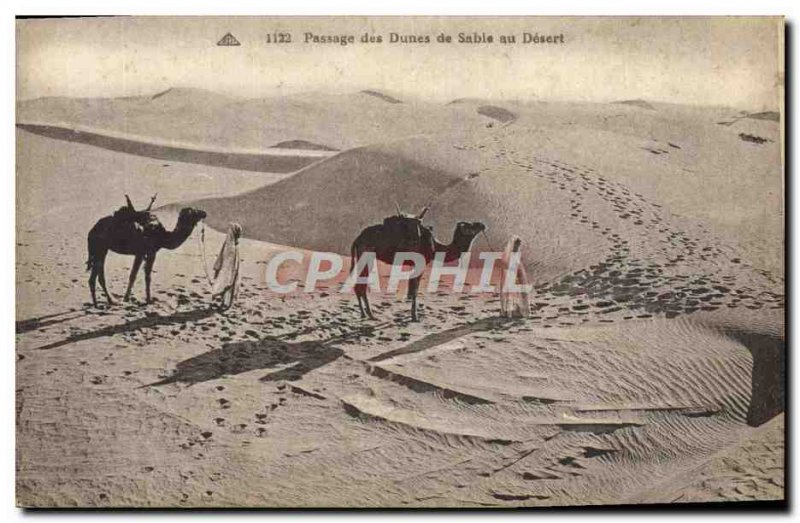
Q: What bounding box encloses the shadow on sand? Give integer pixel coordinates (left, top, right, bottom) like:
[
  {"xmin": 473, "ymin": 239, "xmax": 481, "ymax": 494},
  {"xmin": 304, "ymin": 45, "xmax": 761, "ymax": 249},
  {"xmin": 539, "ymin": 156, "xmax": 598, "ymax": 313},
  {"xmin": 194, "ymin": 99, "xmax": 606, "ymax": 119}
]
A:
[
  {"xmin": 725, "ymin": 330, "xmax": 786, "ymax": 427},
  {"xmin": 147, "ymin": 337, "xmax": 344, "ymax": 387},
  {"xmin": 32, "ymin": 307, "xmax": 218, "ymax": 351},
  {"xmin": 147, "ymin": 315, "xmax": 519, "ymax": 387},
  {"xmin": 368, "ymin": 316, "xmax": 513, "ymax": 363},
  {"xmin": 146, "ymin": 324, "xmax": 388, "ymax": 387},
  {"xmin": 16, "ymin": 309, "xmax": 86, "ymax": 334},
  {"xmin": 17, "ymin": 124, "xmax": 323, "ymax": 174}
]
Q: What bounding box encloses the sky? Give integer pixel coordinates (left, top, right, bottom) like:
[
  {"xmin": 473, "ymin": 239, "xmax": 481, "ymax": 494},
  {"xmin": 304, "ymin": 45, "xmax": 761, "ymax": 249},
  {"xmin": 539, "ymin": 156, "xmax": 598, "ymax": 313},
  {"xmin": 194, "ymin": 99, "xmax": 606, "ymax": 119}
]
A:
[{"xmin": 16, "ymin": 16, "xmax": 783, "ymax": 110}]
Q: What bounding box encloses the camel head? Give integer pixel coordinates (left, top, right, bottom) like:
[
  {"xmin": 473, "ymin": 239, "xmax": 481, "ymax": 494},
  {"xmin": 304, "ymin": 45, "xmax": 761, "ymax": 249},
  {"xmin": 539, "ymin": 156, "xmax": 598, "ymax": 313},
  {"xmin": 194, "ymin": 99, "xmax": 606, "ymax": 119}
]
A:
[
  {"xmin": 454, "ymin": 221, "xmax": 487, "ymax": 240},
  {"xmin": 177, "ymin": 207, "xmax": 207, "ymax": 228},
  {"xmin": 448, "ymin": 221, "xmax": 486, "ymax": 253},
  {"xmin": 158, "ymin": 208, "xmax": 208, "ymax": 250}
]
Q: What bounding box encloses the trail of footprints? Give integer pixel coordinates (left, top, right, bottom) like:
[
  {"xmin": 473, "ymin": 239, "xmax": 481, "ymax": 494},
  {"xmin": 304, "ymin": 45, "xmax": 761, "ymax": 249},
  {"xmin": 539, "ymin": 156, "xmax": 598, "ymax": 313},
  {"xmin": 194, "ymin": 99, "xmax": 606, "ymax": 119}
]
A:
[{"xmin": 473, "ymin": 130, "xmax": 784, "ymax": 325}]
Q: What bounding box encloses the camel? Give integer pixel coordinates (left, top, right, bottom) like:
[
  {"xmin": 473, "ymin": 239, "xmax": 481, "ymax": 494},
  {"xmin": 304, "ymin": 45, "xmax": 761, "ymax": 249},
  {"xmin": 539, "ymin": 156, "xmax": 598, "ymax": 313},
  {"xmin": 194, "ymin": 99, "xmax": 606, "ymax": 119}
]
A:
[
  {"xmin": 86, "ymin": 195, "xmax": 207, "ymax": 306},
  {"xmin": 350, "ymin": 206, "xmax": 486, "ymax": 321}
]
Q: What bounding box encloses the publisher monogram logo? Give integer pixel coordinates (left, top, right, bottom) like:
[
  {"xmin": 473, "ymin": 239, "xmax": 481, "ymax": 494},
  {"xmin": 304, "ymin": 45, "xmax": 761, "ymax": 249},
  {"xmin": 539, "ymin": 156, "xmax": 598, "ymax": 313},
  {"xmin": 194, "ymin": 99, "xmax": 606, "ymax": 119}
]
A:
[{"xmin": 217, "ymin": 33, "xmax": 241, "ymax": 46}]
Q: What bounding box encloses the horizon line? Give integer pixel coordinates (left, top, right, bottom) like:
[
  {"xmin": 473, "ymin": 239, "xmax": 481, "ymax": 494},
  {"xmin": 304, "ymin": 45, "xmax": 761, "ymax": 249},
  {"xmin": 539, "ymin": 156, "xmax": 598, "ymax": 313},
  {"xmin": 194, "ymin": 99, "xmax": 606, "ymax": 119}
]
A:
[{"xmin": 15, "ymin": 85, "xmax": 774, "ymax": 112}]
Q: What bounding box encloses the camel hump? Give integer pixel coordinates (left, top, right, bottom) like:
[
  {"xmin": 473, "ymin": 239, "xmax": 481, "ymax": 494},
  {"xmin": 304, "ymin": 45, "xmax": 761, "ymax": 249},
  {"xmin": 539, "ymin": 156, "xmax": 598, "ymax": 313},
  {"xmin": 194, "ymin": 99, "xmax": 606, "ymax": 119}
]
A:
[
  {"xmin": 381, "ymin": 214, "xmax": 427, "ymax": 252},
  {"xmin": 112, "ymin": 205, "xmax": 161, "ymax": 233},
  {"xmin": 382, "ymin": 214, "xmax": 420, "ymax": 235}
]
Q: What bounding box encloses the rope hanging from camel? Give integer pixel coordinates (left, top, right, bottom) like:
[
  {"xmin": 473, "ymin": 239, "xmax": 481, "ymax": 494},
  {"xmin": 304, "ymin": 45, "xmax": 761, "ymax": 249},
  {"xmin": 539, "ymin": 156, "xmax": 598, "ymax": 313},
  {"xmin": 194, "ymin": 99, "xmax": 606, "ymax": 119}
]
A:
[
  {"xmin": 196, "ymin": 220, "xmax": 215, "ymax": 291},
  {"xmin": 481, "ymin": 229, "xmax": 496, "ymax": 252}
]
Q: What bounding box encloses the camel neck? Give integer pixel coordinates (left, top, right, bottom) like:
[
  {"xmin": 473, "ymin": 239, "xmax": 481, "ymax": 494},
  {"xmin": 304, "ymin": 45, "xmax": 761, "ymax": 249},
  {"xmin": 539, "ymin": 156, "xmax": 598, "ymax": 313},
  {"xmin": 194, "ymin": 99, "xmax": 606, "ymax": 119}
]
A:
[
  {"xmin": 161, "ymin": 219, "xmax": 197, "ymax": 250},
  {"xmin": 435, "ymin": 230, "xmax": 477, "ymax": 262}
]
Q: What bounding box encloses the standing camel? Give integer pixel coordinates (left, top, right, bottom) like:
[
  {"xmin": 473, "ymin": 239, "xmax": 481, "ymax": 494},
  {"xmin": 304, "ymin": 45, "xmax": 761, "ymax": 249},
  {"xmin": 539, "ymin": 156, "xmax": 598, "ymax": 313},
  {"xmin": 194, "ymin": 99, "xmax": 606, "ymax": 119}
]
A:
[
  {"xmin": 350, "ymin": 206, "xmax": 486, "ymax": 321},
  {"xmin": 86, "ymin": 196, "xmax": 207, "ymax": 306}
]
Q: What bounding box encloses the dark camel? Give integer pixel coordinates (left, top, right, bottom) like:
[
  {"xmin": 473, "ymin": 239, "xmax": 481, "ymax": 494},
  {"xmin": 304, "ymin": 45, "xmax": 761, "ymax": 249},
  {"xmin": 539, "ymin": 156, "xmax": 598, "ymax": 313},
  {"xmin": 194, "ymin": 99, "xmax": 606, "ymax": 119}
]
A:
[
  {"xmin": 350, "ymin": 206, "xmax": 486, "ymax": 321},
  {"xmin": 86, "ymin": 195, "xmax": 207, "ymax": 306}
]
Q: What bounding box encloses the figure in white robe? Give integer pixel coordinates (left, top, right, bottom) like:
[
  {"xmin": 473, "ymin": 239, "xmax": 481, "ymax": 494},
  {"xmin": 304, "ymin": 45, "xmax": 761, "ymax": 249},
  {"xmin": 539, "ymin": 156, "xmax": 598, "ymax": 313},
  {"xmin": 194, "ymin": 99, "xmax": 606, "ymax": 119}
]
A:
[
  {"xmin": 499, "ymin": 236, "xmax": 531, "ymax": 318},
  {"xmin": 212, "ymin": 223, "xmax": 242, "ymax": 310}
]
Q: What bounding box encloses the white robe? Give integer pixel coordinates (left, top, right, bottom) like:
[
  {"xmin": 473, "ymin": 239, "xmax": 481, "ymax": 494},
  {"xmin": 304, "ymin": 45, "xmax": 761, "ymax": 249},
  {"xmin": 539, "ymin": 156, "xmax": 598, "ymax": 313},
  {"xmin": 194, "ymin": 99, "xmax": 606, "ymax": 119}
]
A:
[
  {"xmin": 499, "ymin": 236, "xmax": 531, "ymax": 318},
  {"xmin": 212, "ymin": 223, "xmax": 242, "ymax": 307}
]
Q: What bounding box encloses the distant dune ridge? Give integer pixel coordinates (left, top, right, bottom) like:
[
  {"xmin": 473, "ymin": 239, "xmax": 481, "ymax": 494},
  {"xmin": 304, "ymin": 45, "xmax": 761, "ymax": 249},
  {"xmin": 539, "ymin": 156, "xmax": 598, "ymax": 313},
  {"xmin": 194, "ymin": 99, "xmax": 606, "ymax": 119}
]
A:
[
  {"xmin": 360, "ymin": 89, "xmax": 404, "ymax": 104},
  {"xmin": 477, "ymin": 105, "xmax": 518, "ymax": 123},
  {"xmin": 17, "ymin": 87, "xmax": 489, "ymax": 151},
  {"xmin": 150, "ymin": 87, "xmax": 181, "ymax": 100},
  {"xmin": 745, "ymin": 111, "xmax": 780, "ymax": 122},
  {"xmin": 717, "ymin": 110, "xmax": 781, "ymax": 128},
  {"xmin": 614, "ymin": 99, "xmax": 656, "ymax": 110},
  {"xmin": 269, "ymin": 140, "xmax": 339, "ymax": 151}
]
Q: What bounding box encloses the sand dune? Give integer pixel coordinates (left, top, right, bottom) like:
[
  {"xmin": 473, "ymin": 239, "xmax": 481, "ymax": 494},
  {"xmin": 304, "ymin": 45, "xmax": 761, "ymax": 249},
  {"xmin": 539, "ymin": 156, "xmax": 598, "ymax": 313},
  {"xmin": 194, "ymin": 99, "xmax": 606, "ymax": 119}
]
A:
[
  {"xmin": 744, "ymin": 111, "xmax": 780, "ymax": 122},
  {"xmin": 269, "ymin": 140, "xmax": 339, "ymax": 151},
  {"xmin": 614, "ymin": 99, "xmax": 656, "ymax": 110},
  {"xmin": 360, "ymin": 89, "xmax": 404, "ymax": 104},
  {"xmin": 17, "ymin": 123, "xmax": 332, "ymax": 173},
  {"xmin": 17, "ymin": 87, "xmax": 490, "ymax": 151},
  {"xmin": 477, "ymin": 105, "xmax": 517, "ymax": 123},
  {"xmin": 183, "ymin": 100, "xmax": 783, "ymax": 285}
]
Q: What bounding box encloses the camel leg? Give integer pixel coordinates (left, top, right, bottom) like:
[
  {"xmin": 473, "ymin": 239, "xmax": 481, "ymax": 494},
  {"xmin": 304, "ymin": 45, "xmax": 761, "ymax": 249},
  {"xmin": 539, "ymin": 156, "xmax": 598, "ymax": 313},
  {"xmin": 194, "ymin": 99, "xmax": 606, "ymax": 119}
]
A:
[
  {"xmin": 354, "ymin": 285, "xmax": 373, "ymax": 319},
  {"xmin": 123, "ymin": 255, "xmax": 144, "ymax": 302},
  {"xmin": 352, "ymin": 250, "xmax": 374, "ymax": 320},
  {"xmin": 359, "ymin": 269, "xmax": 375, "ymax": 320},
  {"xmin": 89, "ymin": 264, "xmax": 98, "ymax": 307},
  {"xmin": 362, "ymin": 291, "xmax": 374, "ymax": 320},
  {"xmin": 143, "ymin": 252, "xmax": 157, "ymax": 304},
  {"xmin": 356, "ymin": 294, "xmax": 367, "ymax": 320},
  {"xmin": 97, "ymin": 259, "xmax": 115, "ymax": 306},
  {"xmin": 409, "ymin": 276, "xmax": 420, "ymax": 322},
  {"xmin": 87, "ymin": 240, "xmax": 105, "ymax": 307}
]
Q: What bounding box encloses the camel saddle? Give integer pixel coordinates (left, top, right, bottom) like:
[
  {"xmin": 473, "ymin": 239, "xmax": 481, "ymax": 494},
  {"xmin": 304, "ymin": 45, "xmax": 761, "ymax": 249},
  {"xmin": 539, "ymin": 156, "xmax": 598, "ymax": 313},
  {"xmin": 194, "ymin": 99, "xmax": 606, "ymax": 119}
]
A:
[
  {"xmin": 112, "ymin": 206, "xmax": 161, "ymax": 234},
  {"xmin": 381, "ymin": 213, "xmax": 434, "ymax": 256}
]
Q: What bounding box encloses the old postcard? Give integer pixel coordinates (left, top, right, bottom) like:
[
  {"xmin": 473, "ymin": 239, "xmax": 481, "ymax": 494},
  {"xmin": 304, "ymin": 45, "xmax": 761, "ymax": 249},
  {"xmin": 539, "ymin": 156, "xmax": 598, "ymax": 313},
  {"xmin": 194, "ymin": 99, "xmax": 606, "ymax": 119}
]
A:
[{"xmin": 15, "ymin": 16, "xmax": 784, "ymax": 508}]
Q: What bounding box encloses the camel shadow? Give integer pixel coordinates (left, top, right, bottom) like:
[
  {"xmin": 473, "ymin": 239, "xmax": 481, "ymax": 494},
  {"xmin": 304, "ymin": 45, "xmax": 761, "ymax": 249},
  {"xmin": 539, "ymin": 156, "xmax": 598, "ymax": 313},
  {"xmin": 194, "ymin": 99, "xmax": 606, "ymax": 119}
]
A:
[
  {"xmin": 33, "ymin": 307, "xmax": 218, "ymax": 351},
  {"xmin": 16, "ymin": 310, "xmax": 85, "ymax": 334},
  {"xmin": 147, "ymin": 337, "xmax": 344, "ymax": 387},
  {"xmin": 146, "ymin": 325, "xmax": 382, "ymax": 387}
]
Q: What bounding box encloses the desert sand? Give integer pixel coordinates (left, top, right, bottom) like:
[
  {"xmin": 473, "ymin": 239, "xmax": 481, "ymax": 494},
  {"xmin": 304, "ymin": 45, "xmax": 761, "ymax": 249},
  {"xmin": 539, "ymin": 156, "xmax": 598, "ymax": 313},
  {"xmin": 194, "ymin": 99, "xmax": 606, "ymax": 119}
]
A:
[{"xmin": 15, "ymin": 89, "xmax": 784, "ymax": 507}]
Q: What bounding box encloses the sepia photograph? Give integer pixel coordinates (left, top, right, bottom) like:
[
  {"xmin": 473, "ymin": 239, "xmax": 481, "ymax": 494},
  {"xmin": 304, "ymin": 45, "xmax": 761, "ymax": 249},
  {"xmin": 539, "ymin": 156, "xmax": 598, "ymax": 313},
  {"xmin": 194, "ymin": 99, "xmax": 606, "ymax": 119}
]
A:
[{"xmin": 14, "ymin": 15, "xmax": 785, "ymax": 508}]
